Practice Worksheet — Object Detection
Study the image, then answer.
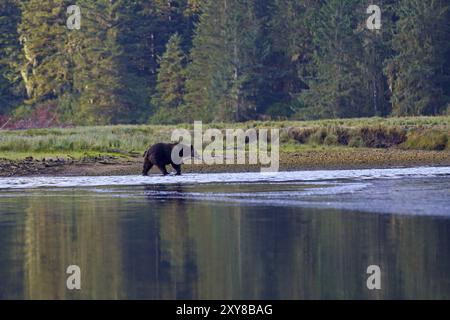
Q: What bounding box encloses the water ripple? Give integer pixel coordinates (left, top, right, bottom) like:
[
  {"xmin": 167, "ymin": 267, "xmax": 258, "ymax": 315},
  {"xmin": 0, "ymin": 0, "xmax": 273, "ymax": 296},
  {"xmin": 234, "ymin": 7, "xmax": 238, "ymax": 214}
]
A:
[{"xmin": 0, "ymin": 166, "xmax": 449, "ymax": 189}]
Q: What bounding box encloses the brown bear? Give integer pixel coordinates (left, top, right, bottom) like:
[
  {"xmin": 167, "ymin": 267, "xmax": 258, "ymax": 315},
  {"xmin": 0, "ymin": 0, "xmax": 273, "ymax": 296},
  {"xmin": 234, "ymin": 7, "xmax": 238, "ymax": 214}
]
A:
[{"xmin": 142, "ymin": 143, "xmax": 195, "ymax": 176}]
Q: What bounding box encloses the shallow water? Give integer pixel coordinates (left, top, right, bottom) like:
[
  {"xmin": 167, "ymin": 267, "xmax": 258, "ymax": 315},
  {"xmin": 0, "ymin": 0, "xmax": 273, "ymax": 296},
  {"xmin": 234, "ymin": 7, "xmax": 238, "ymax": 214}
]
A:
[
  {"xmin": 0, "ymin": 167, "xmax": 449, "ymax": 299},
  {"xmin": 1, "ymin": 166, "xmax": 449, "ymax": 189}
]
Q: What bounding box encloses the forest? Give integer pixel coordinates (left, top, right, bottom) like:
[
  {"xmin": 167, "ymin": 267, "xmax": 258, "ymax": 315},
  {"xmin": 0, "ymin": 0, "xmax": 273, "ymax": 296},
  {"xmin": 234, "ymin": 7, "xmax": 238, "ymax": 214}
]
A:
[{"xmin": 1, "ymin": 0, "xmax": 450, "ymax": 127}]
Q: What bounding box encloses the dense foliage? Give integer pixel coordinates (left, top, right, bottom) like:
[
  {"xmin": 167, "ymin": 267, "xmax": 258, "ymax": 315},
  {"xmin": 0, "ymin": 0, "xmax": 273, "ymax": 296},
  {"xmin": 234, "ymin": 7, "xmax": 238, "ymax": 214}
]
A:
[{"xmin": 1, "ymin": 0, "xmax": 449, "ymax": 126}]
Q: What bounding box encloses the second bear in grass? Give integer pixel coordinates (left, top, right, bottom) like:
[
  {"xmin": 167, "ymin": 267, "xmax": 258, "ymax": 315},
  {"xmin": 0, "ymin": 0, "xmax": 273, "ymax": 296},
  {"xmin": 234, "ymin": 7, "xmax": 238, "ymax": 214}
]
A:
[{"xmin": 143, "ymin": 143, "xmax": 195, "ymax": 176}]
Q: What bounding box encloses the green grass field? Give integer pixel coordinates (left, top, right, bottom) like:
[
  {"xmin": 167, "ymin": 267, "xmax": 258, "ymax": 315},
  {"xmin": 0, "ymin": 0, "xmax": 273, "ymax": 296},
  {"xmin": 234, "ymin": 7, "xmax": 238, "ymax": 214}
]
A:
[{"xmin": 0, "ymin": 116, "xmax": 449, "ymax": 161}]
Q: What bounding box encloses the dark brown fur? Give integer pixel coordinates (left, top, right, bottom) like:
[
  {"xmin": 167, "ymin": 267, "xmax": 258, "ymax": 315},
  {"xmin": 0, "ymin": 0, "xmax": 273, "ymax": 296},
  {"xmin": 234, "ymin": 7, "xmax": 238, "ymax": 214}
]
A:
[{"xmin": 142, "ymin": 143, "xmax": 194, "ymax": 176}]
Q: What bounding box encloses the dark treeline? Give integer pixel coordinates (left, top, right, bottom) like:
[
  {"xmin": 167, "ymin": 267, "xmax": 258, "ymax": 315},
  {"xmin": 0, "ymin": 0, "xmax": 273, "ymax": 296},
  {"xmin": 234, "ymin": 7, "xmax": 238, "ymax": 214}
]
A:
[{"xmin": 0, "ymin": 0, "xmax": 450, "ymax": 126}]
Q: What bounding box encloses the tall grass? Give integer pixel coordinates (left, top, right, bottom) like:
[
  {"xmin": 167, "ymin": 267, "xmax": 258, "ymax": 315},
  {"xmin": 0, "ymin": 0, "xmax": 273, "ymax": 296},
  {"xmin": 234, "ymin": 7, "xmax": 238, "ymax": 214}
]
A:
[
  {"xmin": 286, "ymin": 125, "xmax": 449, "ymax": 151},
  {"xmin": 0, "ymin": 125, "xmax": 172, "ymax": 154},
  {"xmin": 0, "ymin": 116, "xmax": 449, "ymax": 157}
]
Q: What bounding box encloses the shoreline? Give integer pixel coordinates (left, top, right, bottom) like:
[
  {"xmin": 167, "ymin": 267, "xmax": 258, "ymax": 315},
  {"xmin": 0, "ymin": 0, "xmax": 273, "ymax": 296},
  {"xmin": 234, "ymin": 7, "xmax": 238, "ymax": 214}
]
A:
[{"xmin": 1, "ymin": 148, "xmax": 449, "ymax": 177}]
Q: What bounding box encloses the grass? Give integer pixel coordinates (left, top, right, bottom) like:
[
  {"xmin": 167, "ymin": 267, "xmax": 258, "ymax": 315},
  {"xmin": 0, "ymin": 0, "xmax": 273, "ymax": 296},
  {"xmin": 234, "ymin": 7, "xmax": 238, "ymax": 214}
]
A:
[
  {"xmin": 402, "ymin": 129, "xmax": 448, "ymax": 151},
  {"xmin": 0, "ymin": 116, "xmax": 449, "ymax": 160},
  {"xmin": 0, "ymin": 125, "xmax": 171, "ymax": 156}
]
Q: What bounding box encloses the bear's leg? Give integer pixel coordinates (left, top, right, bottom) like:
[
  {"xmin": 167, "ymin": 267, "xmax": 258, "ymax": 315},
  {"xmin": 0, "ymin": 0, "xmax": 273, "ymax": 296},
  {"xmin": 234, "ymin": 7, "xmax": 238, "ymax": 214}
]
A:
[
  {"xmin": 171, "ymin": 163, "xmax": 182, "ymax": 175},
  {"xmin": 142, "ymin": 160, "xmax": 153, "ymax": 176},
  {"xmin": 157, "ymin": 164, "xmax": 169, "ymax": 176}
]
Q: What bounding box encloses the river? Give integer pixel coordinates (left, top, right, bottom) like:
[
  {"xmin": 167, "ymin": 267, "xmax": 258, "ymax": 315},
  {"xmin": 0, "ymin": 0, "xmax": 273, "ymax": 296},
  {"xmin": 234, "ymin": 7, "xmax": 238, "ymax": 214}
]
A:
[{"xmin": 0, "ymin": 166, "xmax": 449, "ymax": 299}]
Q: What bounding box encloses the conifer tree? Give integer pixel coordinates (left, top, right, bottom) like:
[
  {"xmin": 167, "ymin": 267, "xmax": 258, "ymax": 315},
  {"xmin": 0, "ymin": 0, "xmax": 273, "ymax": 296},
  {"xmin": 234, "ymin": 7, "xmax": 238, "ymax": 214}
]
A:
[
  {"xmin": 71, "ymin": 0, "xmax": 129, "ymax": 125},
  {"xmin": 151, "ymin": 33, "xmax": 186, "ymax": 124},
  {"xmin": 301, "ymin": 0, "xmax": 372, "ymax": 119},
  {"xmin": 266, "ymin": 0, "xmax": 318, "ymax": 118},
  {"xmin": 359, "ymin": 0, "xmax": 397, "ymax": 117},
  {"xmin": 116, "ymin": 0, "xmax": 198, "ymax": 122},
  {"xmin": 16, "ymin": 0, "xmax": 74, "ymax": 104},
  {"xmin": 0, "ymin": 0, "xmax": 24, "ymax": 114},
  {"xmin": 386, "ymin": 0, "xmax": 450, "ymax": 115},
  {"xmin": 184, "ymin": 0, "xmax": 268, "ymax": 122}
]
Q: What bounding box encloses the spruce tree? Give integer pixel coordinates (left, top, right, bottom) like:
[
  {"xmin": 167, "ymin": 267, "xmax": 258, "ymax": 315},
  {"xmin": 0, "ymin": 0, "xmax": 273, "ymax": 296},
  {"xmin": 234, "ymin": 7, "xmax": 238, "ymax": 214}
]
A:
[
  {"xmin": 301, "ymin": 0, "xmax": 372, "ymax": 119},
  {"xmin": 0, "ymin": 0, "xmax": 24, "ymax": 114},
  {"xmin": 115, "ymin": 0, "xmax": 197, "ymax": 122},
  {"xmin": 386, "ymin": 0, "xmax": 450, "ymax": 116},
  {"xmin": 17, "ymin": 0, "xmax": 73, "ymax": 104},
  {"xmin": 182, "ymin": 0, "xmax": 218, "ymax": 122},
  {"xmin": 357, "ymin": 0, "xmax": 397, "ymax": 117},
  {"xmin": 266, "ymin": 0, "xmax": 318, "ymax": 118},
  {"xmin": 151, "ymin": 33, "xmax": 186, "ymax": 124},
  {"xmin": 71, "ymin": 0, "xmax": 129, "ymax": 125},
  {"xmin": 184, "ymin": 0, "xmax": 268, "ymax": 122}
]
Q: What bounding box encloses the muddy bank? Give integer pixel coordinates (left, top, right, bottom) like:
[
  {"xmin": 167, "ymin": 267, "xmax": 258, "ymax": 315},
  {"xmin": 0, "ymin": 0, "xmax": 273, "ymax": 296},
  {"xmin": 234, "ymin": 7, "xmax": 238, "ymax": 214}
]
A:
[
  {"xmin": 1, "ymin": 149, "xmax": 449, "ymax": 177},
  {"xmin": 0, "ymin": 155, "xmax": 126, "ymax": 177}
]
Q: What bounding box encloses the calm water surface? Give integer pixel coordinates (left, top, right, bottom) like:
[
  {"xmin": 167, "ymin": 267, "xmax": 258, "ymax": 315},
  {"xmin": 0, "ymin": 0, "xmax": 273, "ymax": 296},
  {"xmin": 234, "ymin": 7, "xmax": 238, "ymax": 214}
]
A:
[{"xmin": 0, "ymin": 167, "xmax": 449, "ymax": 299}]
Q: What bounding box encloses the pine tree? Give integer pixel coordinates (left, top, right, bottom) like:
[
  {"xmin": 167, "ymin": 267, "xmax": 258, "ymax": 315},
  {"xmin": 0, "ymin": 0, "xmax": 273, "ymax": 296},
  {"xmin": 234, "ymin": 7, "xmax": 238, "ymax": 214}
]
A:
[
  {"xmin": 115, "ymin": 0, "xmax": 198, "ymax": 122},
  {"xmin": 182, "ymin": 0, "xmax": 218, "ymax": 122},
  {"xmin": 386, "ymin": 0, "xmax": 450, "ymax": 116},
  {"xmin": 17, "ymin": 0, "xmax": 74, "ymax": 104},
  {"xmin": 301, "ymin": 0, "xmax": 372, "ymax": 119},
  {"xmin": 71, "ymin": 0, "xmax": 129, "ymax": 125},
  {"xmin": 265, "ymin": 0, "xmax": 318, "ymax": 118},
  {"xmin": 0, "ymin": 0, "xmax": 24, "ymax": 114},
  {"xmin": 151, "ymin": 33, "xmax": 186, "ymax": 124},
  {"xmin": 359, "ymin": 0, "xmax": 397, "ymax": 117},
  {"xmin": 184, "ymin": 0, "xmax": 268, "ymax": 122}
]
